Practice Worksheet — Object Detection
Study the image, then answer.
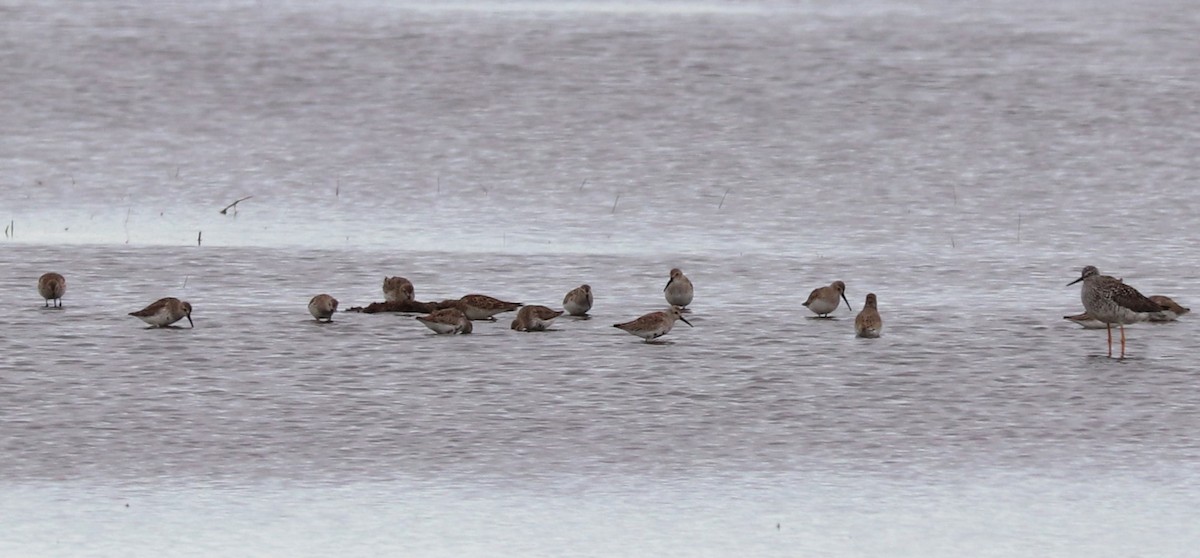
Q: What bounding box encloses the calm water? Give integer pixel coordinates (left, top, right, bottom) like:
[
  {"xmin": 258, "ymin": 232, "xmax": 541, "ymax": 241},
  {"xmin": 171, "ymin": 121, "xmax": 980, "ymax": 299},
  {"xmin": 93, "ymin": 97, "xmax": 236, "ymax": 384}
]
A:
[{"xmin": 2, "ymin": 0, "xmax": 1199, "ymax": 556}]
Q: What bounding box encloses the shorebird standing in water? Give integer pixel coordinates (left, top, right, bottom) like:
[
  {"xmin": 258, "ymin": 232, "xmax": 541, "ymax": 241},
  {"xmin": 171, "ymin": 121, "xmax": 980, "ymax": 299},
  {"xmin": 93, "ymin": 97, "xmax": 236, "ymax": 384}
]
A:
[
  {"xmin": 129, "ymin": 297, "xmax": 193, "ymax": 328},
  {"xmin": 1065, "ymin": 294, "xmax": 1185, "ymax": 327},
  {"xmin": 804, "ymin": 280, "xmax": 851, "ymax": 317},
  {"xmin": 613, "ymin": 306, "xmax": 692, "ymax": 343},
  {"xmin": 455, "ymin": 294, "xmax": 522, "ymax": 321},
  {"xmin": 308, "ymin": 294, "xmax": 338, "ymax": 323},
  {"xmin": 38, "ymin": 272, "xmax": 66, "ymax": 307},
  {"xmin": 1149, "ymin": 295, "xmax": 1190, "ymax": 322},
  {"xmin": 510, "ymin": 305, "xmax": 565, "ymax": 332},
  {"xmin": 416, "ymin": 307, "xmax": 473, "ymax": 334},
  {"xmin": 562, "ymin": 284, "xmax": 593, "ymax": 317},
  {"xmin": 1063, "ymin": 312, "xmax": 1110, "ymax": 329},
  {"xmin": 664, "ymin": 268, "xmax": 693, "ymax": 309},
  {"xmin": 1068, "ymin": 265, "xmax": 1164, "ymax": 358},
  {"xmin": 383, "ymin": 276, "xmax": 414, "ymax": 303},
  {"xmin": 854, "ymin": 293, "xmax": 882, "ymax": 338}
]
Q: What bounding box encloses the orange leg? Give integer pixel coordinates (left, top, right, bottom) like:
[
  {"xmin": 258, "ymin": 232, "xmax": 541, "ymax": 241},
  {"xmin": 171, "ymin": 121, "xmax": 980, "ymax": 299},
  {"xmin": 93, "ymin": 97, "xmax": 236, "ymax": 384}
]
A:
[
  {"xmin": 1119, "ymin": 323, "xmax": 1127, "ymax": 358},
  {"xmin": 1105, "ymin": 323, "xmax": 1113, "ymax": 357}
]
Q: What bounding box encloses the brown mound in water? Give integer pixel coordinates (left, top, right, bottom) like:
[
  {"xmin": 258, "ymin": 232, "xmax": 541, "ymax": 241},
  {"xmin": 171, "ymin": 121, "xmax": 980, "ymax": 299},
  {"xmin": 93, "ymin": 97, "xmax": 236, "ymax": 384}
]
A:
[{"xmin": 345, "ymin": 299, "xmax": 459, "ymax": 314}]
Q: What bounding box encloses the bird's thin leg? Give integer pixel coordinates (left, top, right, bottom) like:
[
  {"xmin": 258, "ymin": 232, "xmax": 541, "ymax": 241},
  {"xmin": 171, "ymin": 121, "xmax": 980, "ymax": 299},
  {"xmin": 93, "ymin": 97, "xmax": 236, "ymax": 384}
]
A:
[
  {"xmin": 1106, "ymin": 323, "xmax": 1113, "ymax": 358},
  {"xmin": 1120, "ymin": 323, "xmax": 1127, "ymax": 359}
]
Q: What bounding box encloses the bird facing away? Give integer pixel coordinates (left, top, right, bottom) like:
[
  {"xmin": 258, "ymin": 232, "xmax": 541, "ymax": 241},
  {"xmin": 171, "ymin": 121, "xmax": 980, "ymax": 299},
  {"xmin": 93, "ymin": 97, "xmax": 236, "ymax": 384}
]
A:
[
  {"xmin": 510, "ymin": 305, "xmax": 565, "ymax": 332},
  {"xmin": 804, "ymin": 280, "xmax": 851, "ymax": 317},
  {"xmin": 664, "ymin": 268, "xmax": 694, "ymax": 308},
  {"xmin": 308, "ymin": 294, "xmax": 338, "ymax": 322},
  {"xmin": 38, "ymin": 272, "xmax": 66, "ymax": 307},
  {"xmin": 1068, "ymin": 265, "xmax": 1163, "ymax": 358},
  {"xmin": 383, "ymin": 276, "xmax": 414, "ymax": 303},
  {"xmin": 854, "ymin": 293, "xmax": 882, "ymax": 338},
  {"xmin": 613, "ymin": 306, "xmax": 693, "ymax": 343},
  {"xmin": 455, "ymin": 294, "xmax": 522, "ymax": 321},
  {"xmin": 129, "ymin": 297, "xmax": 193, "ymax": 328},
  {"xmin": 562, "ymin": 284, "xmax": 593, "ymax": 316},
  {"xmin": 416, "ymin": 307, "xmax": 473, "ymax": 334},
  {"xmin": 1149, "ymin": 295, "xmax": 1189, "ymax": 321}
]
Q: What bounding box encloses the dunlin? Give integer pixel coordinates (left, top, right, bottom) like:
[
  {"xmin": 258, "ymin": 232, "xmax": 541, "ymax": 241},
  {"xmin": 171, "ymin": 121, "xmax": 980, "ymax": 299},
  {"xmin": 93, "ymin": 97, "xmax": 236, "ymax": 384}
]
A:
[
  {"xmin": 664, "ymin": 268, "xmax": 694, "ymax": 308},
  {"xmin": 562, "ymin": 284, "xmax": 593, "ymax": 316},
  {"xmin": 511, "ymin": 305, "xmax": 565, "ymax": 332},
  {"xmin": 804, "ymin": 280, "xmax": 851, "ymax": 317},
  {"xmin": 416, "ymin": 307, "xmax": 473, "ymax": 334},
  {"xmin": 1149, "ymin": 295, "xmax": 1189, "ymax": 322},
  {"xmin": 613, "ymin": 306, "xmax": 692, "ymax": 343},
  {"xmin": 854, "ymin": 293, "xmax": 882, "ymax": 338},
  {"xmin": 1063, "ymin": 312, "xmax": 1111, "ymax": 329},
  {"xmin": 308, "ymin": 294, "xmax": 339, "ymax": 322},
  {"xmin": 456, "ymin": 294, "xmax": 522, "ymax": 321},
  {"xmin": 1068, "ymin": 265, "xmax": 1162, "ymax": 358},
  {"xmin": 38, "ymin": 272, "xmax": 66, "ymax": 308},
  {"xmin": 383, "ymin": 276, "xmax": 414, "ymax": 303},
  {"xmin": 129, "ymin": 297, "xmax": 193, "ymax": 328}
]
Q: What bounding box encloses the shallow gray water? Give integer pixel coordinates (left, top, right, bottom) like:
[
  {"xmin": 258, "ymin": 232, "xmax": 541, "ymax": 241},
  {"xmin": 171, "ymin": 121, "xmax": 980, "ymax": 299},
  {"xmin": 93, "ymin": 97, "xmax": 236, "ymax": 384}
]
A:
[{"xmin": 2, "ymin": 1, "xmax": 1200, "ymax": 556}]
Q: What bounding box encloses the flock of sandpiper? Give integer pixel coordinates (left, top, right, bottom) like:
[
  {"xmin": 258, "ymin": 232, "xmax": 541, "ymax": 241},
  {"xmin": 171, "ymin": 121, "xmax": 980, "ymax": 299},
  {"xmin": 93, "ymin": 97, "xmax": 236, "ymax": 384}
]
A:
[
  {"xmin": 33, "ymin": 267, "xmax": 884, "ymax": 342},
  {"xmin": 34, "ymin": 265, "xmax": 1188, "ymax": 354}
]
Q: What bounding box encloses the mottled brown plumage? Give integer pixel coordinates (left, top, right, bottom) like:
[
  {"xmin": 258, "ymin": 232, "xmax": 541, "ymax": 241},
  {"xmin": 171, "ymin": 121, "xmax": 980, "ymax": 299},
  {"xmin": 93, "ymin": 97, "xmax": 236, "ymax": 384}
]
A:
[
  {"xmin": 129, "ymin": 297, "xmax": 193, "ymax": 328},
  {"xmin": 308, "ymin": 294, "xmax": 338, "ymax": 322},
  {"xmin": 613, "ymin": 306, "xmax": 692, "ymax": 343},
  {"xmin": 416, "ymin": 307, "xmax": 473, "ymax": 334},
  {"xmin": 854, "ymin": 293, "xmax": 882, "ymax": 338},
  {"xmin": 511, "ymin": 305, "xmax": 564, "ymax": 332},
  {"xmin": 456, "ymin": 294, "xmax": 522, "ymax": 321},
  {"xmin": 37, "ymin": 272, "xmax": 66, "ymax": 307}
]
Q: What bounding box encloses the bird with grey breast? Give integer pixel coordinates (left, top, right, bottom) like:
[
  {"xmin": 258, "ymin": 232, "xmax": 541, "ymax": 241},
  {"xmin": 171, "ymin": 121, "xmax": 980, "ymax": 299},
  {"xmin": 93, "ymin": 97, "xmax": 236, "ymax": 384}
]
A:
[{"xmin": 1067, "ymin": 265, "xmax": 1167, "ymax": 358}]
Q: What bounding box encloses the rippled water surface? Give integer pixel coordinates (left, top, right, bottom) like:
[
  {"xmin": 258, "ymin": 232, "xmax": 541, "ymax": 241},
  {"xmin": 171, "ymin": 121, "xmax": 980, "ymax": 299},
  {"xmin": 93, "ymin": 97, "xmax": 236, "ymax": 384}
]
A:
[{"xmin": 2, "ymin": 0, "xmax": 1200, "ymax": 556}]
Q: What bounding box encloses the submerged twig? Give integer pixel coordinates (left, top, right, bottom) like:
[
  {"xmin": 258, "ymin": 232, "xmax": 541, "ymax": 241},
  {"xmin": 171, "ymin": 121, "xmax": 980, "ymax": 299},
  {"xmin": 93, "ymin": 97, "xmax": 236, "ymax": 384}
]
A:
[
  {"xmin": 718, "ymin": 188, "xmax": 731, "ymax": 210},
  {"xmin": 612, "ymin": 193, "xmax": 621, "ymax": 214},
  {"xmin": 219, "ymin": 195, "xmax": 254, "ymax": 215},
  {"xmin": 579, "ymin": 178, "xmax": 588, "ymax": 191}
]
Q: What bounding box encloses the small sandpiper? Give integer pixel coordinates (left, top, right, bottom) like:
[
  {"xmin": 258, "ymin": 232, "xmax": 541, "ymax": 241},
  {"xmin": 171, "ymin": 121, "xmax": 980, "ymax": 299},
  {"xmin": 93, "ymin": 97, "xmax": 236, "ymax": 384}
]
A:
[
  {"xmin": 129, "ymin": 297, "xmax": 193, "ymax": 328},
  {"xmin": 1148, "ymin": 295, "xmax": 1189, "ymax": 322},
  {"xmin": 613, "ymin": 306, "xmax": 692, "ymax": 343},
  {"xmin": 38, "ymin": 272, "xmax": 66, "ymax": 308},
  {"xmin": 562, "ymin": 284, "xmax": 593, "ymax": 317},
  {"xmin": 383, "ymin": 276, "xmax": 414, "ymax": 303},
  {"xmin": 804, "ymin": 280, "xmax": 851, "ymax": 317},
  {"xmin": 510, "ymin": 305, "xmax": 565, "ymax": 332},
  {"xmin": 1068, "ymin": 265, "xmax": 1163, "ymax": 358},
  {"xmin": 456, "ymin": 294, "xmax": 522, "ymax": 321},
  {"xmin": 416, "ymin": 307, "xmax": 473, "ymax": 334},
  {"xmin": 1063, "ymin": 312, "xmax": 1111, "ymax": 329},
  {"xmin": 854, "ymin": 293, "xmax": 882, "ymax": 338},
  {"xmin": 308, "ymin": 294, "xmax": 339, "ymax": 322},
  {"xmin": 664, "ymin": 268, "xmax": 694, "ymax": 309}
]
